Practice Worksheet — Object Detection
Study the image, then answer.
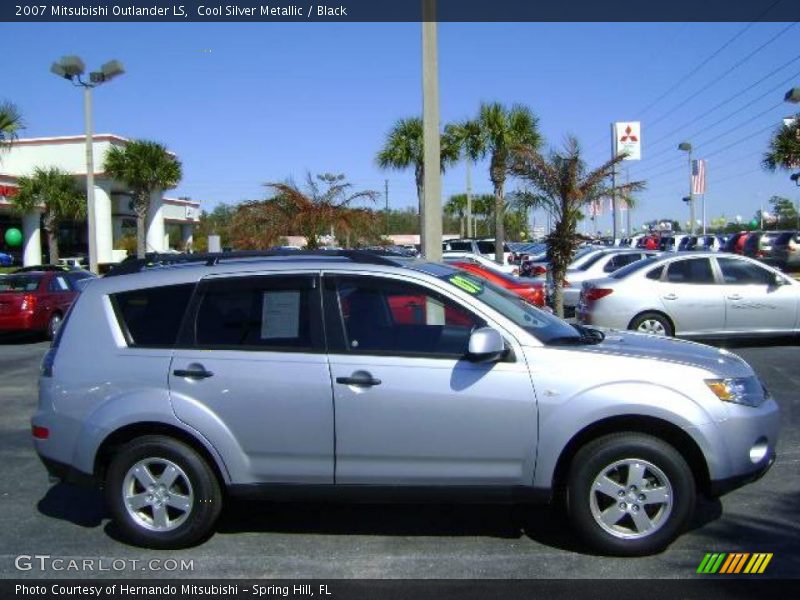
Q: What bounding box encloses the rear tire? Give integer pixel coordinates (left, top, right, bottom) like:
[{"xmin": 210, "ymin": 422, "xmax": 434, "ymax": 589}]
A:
[
  {"xmin": 105, "ymin": 435, "xmax": 222, "ymax": 549},
  {"xmin": 566, "ymin": 433, "xmax": 695, "ymax": 556},
  {"xmin": 629, "ymin": 312, "xmax": 674, "ymax": 337}
]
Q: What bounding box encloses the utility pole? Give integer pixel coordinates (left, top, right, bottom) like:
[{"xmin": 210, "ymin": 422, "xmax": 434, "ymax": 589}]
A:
[
  {"xmin": 466, "ymin": 159, "xmax": 473, "ymax": 238},
  {"xmin": 384, "ymin": 179, "xmax": 389, "ymax": 236},
  {"xmin": 625, "ymin": 168, "xmax": 631, "ymax": 237},
  {"xmin": 421, "ymin": 0, "xmax": 442, "ymax": 261}
]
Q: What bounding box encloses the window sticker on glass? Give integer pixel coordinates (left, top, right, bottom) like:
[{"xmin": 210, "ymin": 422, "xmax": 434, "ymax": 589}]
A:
[
  {"xmin": 261, "ymin": 291, "xmax": 300, "ymax": 339},
  {"xmin": 449, "ymin": 274, "xmax": 483, "ymax": 295}
]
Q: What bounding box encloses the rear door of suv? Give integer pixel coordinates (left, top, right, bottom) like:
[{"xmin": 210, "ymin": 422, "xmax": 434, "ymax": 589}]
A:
[{"xmin": 168, "ymin": 272, "xmax": 334, "ymax": 483}]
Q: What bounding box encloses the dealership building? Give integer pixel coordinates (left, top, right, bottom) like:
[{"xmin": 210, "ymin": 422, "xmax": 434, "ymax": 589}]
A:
[{"xmin": 0, "ymin": 134, "xmax": 201, "ymax": 266}]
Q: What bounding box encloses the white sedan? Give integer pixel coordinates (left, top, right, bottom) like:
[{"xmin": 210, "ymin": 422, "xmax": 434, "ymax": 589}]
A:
[{"xmin": 442, "ymin": 251, "xmax": 518, "ymax": 275}]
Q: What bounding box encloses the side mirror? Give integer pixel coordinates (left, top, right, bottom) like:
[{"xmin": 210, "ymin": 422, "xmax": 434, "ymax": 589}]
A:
[
  {"xmin": 467, "ymin": 327, "xmax": 507, "ymax": 363},
  {"xmin": 603, "ymin": 262, "xmax": 616, "ymax": 273},
  {"xmin": 772, "ymin": 273, "xmax": 787, "ymax": 287}
]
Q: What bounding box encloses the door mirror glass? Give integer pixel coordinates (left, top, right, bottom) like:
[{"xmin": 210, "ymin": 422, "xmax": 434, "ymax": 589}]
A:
[{"xmin": 467, "ymin": 327, "xmax": 506, "ymax": 363}]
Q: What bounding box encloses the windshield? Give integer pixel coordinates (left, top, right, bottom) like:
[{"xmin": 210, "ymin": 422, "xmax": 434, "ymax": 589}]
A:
[
  {"xmin": 432, "ymin": 268, "xmax": 582, "ymax": 344},
  {"xmin": 610, "ymin": 256, "xmax": 659, "ymax": 279}
]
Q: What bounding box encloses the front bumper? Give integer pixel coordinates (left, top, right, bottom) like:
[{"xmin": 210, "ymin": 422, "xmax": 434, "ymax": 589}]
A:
[{"xmin": 708, "ymin": 451, "xmax": 775, "ymax": 497}]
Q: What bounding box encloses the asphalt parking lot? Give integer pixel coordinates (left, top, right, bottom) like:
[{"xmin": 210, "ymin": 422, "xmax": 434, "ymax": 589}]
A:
[{"xmin": 0, "ymin": 335, "xmax": 798, "ymax": 579}]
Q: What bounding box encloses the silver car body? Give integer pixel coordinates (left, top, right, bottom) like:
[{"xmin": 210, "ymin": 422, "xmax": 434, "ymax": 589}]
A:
[
  {"xmin": 442, "ymin": 251, "xmax": 518, "ymax": 275},
  {"xmin": 33, "ymin": 255, "xmax": 778, "ymax": 501},
  {"xmin": 577, "ymin": 252, "xmax": 800, "ymax": 337}
]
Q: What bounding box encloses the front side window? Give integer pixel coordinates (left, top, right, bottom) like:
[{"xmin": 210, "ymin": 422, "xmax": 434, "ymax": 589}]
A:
[
  {"xmin": 48, "ymin": 275, "xmax": 69, "ymax": 292},
  {"xmin": 717, "ymin": 258, "xmax": 776, "ymax": 285},
  {"xmin": 0, "ymin": 274, "xmax": 42, "ymax": 292},
  {"xmin": 665, "ymin": 258, "xmax": 715, "ymax": 284},
  {"xmin": 326, "ymin": 276, "xmax": 483, "ymax": 357},
  {"xmin": 112, "ymin": 283, "xmax": 195, "ymax": 347},
  {"xmin": 191, "ymin": 275, "xmax": 322, "ymax": 351}
]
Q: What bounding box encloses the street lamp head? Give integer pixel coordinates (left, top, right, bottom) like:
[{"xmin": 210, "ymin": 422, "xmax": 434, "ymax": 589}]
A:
[
  {"xmin": 784, "ymin": 87, "xmax": 800, "ymax": 104},
  {"xmin": 56, "ymin": 55, "xmax": 86, "ymax": 78},
  {"xmin": 100, "ymin": 60, "xmax": 125, "ymax": 80},
  {"xmin": 50, "ymin": 62, "xmax": 70, "ymax": 79},
  {"xmin": 678, "ymin": 142, "xmax": 692, "ymax": 152},
  {"xmin": 790, "ymin": 172, "xmax": 800, "ymax": 185}
]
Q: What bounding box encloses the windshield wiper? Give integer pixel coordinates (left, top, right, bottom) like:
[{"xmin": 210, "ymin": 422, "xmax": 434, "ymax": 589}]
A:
[{"xmin": 546, "ymin": 325, "xmax": 605, "ymax": 346}]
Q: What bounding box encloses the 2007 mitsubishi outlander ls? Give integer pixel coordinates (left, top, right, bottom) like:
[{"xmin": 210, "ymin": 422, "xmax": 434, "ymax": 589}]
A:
[{"xmin": 32, "ymin": 250, "xmax": 779, "ymax": 555}]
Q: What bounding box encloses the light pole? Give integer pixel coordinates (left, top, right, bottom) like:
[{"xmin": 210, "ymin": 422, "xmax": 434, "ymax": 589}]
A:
[
  {"xmin": 678, "ymin": 142, "xmax": 694, "ymax": 235},
  {"xmin": 51, "ymin": 56, "xmax": 124, "ymax": 273},
  {"xmin": 421, "ymin": 0, "xmax": 442, "ymax": 261}
]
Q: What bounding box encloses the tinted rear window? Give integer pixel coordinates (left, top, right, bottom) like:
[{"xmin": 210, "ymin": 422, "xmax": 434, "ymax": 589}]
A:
[
  {"xmin": 446, "ymin": 241, "xmax": 473, "ymax": 251},
  {"xmin": 0, "ymin": 274, "xmax": 42, "ymax": 292},
  {"xmin": 112, "ymin": 284, "xmax": 195, "ymax": 347}
]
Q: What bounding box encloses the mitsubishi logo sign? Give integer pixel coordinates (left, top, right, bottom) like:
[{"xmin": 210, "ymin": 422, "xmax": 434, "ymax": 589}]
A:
[{"xmin": 614, "ymin": 122, "xmax": 642, "ymax": 160}]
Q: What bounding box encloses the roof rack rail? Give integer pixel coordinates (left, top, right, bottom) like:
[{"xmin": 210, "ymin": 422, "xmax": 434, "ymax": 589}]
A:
[{"xmin": 104, "ymin": 249, "xmax": 404, "ymax": 277}]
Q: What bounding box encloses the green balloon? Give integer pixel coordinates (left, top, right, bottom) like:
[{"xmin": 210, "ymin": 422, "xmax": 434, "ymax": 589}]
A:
[
  {"xmin": 4, "ymin": 228, "xmax": 22, "ymax": 247},
  {"xmin": 749, "ymin": 219, "xmax": 759, "ymax": 228}
]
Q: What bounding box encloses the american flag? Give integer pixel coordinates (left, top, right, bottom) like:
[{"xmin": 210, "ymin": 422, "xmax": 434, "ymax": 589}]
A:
[{"xmin": 691, "ymin": 159, "xmax": 706, "ymax": 195}]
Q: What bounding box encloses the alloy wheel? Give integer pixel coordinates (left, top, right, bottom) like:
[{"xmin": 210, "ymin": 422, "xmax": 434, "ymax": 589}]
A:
[{"xmin": 122, "ymin": 458, "xmax": 194, "ymax": 532}]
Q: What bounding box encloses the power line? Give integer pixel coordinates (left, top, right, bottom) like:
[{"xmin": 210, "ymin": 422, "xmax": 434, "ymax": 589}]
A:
[{"xmin": 645, "ymin": 21, "xmax": 798, "ymax": 130}]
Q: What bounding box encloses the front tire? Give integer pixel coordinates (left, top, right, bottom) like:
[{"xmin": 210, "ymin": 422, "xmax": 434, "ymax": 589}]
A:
[
  {"xmin": 567, "ymin": 433, "xmax": 695, "ymax": 556},
  {"xmin": 105, "ymin": 435, "xmax": 222, "ymax": 549}
]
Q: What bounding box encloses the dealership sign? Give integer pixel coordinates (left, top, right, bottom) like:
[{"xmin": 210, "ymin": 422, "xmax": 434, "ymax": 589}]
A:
[{"xmin": 614, "ymin": 122, "xmax": 641, "ymax": 160}]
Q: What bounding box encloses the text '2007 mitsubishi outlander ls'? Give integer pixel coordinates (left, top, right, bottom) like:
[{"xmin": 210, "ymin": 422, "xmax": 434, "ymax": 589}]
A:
[{"xmin": 31, "ymin": 250, "xmax": 779, "ymax": 555}]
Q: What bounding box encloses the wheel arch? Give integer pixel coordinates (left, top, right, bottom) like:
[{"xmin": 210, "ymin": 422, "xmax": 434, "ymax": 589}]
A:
[
  {"xmin": 551, "ymin": 415, "xmax": 711, "ymax": 497},
  {"xmin": 93, "ymin": 422, "xmax": 227, "ymax": 491},
  {"xmin": 628, "ymin": 310, "xmax": 676, "ymax": 335}
]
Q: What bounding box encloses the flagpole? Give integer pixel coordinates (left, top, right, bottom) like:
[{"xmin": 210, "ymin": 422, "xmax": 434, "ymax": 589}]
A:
[{"xmin": 702, "ymin": 194, "xmax": 706, "ymax": 235}]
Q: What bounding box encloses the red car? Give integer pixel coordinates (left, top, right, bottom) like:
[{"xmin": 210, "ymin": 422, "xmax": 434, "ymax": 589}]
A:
[
  {"xmin": 0, "ymin": 270, "xmax": 94, "ymax": 339},
  {"xmin": 450, "ymin": 261, "xmax": 546, "ymax": 307}
]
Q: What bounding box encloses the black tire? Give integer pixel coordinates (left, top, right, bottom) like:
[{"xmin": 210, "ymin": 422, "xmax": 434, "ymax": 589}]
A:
[
  {"xmin": 105, "ymin": 435, "xmax": 222, "ymax": 549},
  {"xmin": 629, "ymin": 312, "xmax": 674, "ymax": 337},
  {"xmin": 46, "ymin": 312, "xmax": 63, "ymax": 341},
  {"xmin": 566, "ymin": 433, "xmax": 695, "ymax": 556}
]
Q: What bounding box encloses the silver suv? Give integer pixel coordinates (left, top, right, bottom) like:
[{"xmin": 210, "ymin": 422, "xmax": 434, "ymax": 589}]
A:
[{"xmin": 32, "ymin": 251, "xmax": 779, "ymax": 555}]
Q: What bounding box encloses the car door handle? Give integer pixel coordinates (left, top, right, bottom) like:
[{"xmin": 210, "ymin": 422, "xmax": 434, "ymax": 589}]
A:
[
  {"xmin": 727, "ymin": 294, "xmax": 743, "ymax": 301},
  {"xmin": 173, "ymin": 368, "xmax": 214, "ymax": 379},
  {"xmin": 336, "ymin": 372, "xmax": 382, "ymax": 387},
  {"xmin": 662, "ymin": 293, "xmax": 678, "ymax": 300}
]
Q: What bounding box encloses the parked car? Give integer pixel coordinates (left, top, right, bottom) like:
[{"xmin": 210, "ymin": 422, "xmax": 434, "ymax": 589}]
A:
[
  {"xmin": 0, "ymin": 269, "xmax": 95, "ymax": 338},
  {"xmin": 743, "ymin": 230, "xmax": 790, "ymax": 263},
  {"xmin": 442, "ymin": 251, "xmax": 518, "ymax": 275},
  {"xmin": 556, "ymin": 249, "xmax": 659, "ymax": 316},
  {"xmin": 521, "ymin": 245, "xmax": 608, "ymax": 279},
  {"xmin": 723, "ymin": 232, "xmax": 750, "ymax": 254},
  {"xmin": 577, "ymin": 253, "xmax": 799, "ymax": 338},
  {"xmin": 448, "ymin": 260, "xmax": 545, "ymax": 307},
  {"xmin": 768, "ymin": 231, "xmax": 799, "ymax": 271},
  {"xmin": 443, "ymin": 239, "xmax": 513, "ymax": 264},
  {"xmin": 33, "ymin": 250, "xmax": 779, "ymax": 556}
]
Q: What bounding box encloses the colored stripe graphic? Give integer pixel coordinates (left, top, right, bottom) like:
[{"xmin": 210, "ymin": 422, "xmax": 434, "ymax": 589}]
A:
[
  {"xmin": 697, "ymin": 553, "xmax": 727, "ymax": 573},
  {"xmin": 719, "ymin": 553, "xmax": 749, "ymax": 573},
  {"xmin": 744, "ymin": 553, "xmax": 773, "ymax": 574}
]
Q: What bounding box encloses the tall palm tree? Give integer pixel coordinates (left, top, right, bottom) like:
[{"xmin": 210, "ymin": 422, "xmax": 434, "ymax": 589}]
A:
[
  {"xmin": 265, "ymin": 173, "xmax": 378, "ymax": 249},
  {"xmin": 376, "ymin": 117, "xmax": 460, "ymax": 234},
  {"xmin": 453, "ymin": 103, "xmax": 541, "ymax": 262},
  {"xmin": 510, "ymin": 137, "xmax": 645, "ymax": 317},
  {"xmin": 762, "ymin": 115, "xmax": 800, "ymax": 176},
  {"xmin": 470, "ymin": 193, "xmax": 496, "ymax": 236},
  {"xmin": 0, "ymin": 101, "xmax": 24, "ymax": 156},
  {"xmin": 444, "ymin": 194, "xmax": 468, "ymax": 237},
  {"xmin": 11, "ymin": 167, "xmax": 86, "ymax": 264},
  {"xmin": 103, "ymin": 140, "xmax": 183, "ymax": 259}
]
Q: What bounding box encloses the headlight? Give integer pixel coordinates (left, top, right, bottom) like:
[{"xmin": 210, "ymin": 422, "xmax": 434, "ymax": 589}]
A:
[{"xmin": 705, "ymin": 377, "xmax": 766, "ymax": 407}]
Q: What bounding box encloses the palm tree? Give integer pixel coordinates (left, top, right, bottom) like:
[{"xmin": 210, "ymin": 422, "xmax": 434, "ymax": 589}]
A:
[
  {"xmin": 0, "ymin": 101, "xmax": 24, "ymax": 156},
  {"xmin": 509, "ymin": 137, "xmax": 645, "ymax": 317},
  {"xmin": 376, "ymin": 117, "xmax": 460, "ymax": 235},
  {"xmin": 452, "ymin": 103, "xmax": 541, "ymax": 262},
  {"xmin": 265, "ymin": 173, "xmax": 378, "ymax": 249},
  {"xmin": 11, "ymin": 167, "xmax": 86, "ymax": 264},
  {"xmin": 444, "ymin": 194, "xmax": 468, "ymax": 237},
  {"xmin": 103, "ymin": 140, "xmax": 183, "ymax": 259},
  {"xmin": 762, "ymin": 115, "xmax": 800, "ymax": 176},
  {"xmin": 470, "ymin": 193, "xmax": 496, "ymax": 236}
]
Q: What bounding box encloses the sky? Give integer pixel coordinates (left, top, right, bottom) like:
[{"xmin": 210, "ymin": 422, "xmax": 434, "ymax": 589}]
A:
[{"xmin": 2, "ymin": 21, "xmax": 799, "ymax": 234}]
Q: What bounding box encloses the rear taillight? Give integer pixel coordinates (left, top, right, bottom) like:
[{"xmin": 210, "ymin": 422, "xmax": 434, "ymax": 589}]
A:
[
  {"xmin": 532, "ymin": 265, "xmax": 547, "ymax": 276},
  {"xmin": 20, "ymin": 294, "xmax": 37, "ymax": 312},
  {"xmin": 32, "ymin": 426, "xmax": 49, "ymax": 440},
  {"xmin": 586, "ymin": 288, "xmax": 614, "ymax": 302}
]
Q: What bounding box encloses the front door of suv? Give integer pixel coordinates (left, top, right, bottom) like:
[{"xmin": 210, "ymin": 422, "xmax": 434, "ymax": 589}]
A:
[
  {"xmin": 169, "ymin": 273, "xmax": 334, "ymax": 483},
  {"xmin": 323, "ymin": 273, "xmax": 538, "ymax": 486}
]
